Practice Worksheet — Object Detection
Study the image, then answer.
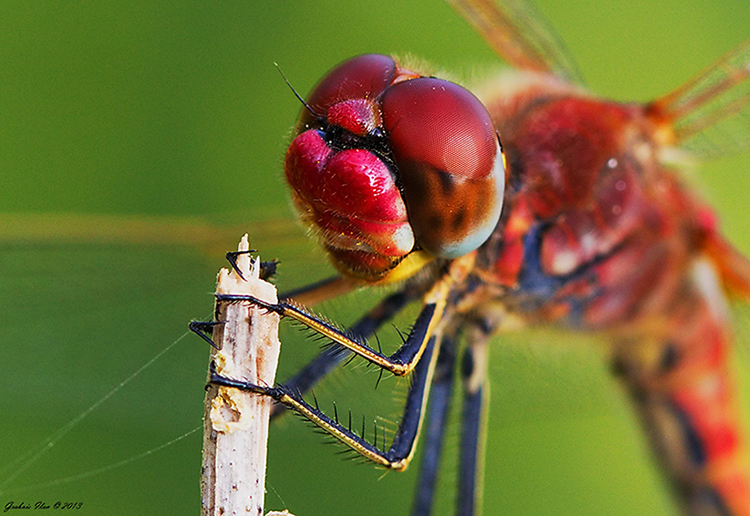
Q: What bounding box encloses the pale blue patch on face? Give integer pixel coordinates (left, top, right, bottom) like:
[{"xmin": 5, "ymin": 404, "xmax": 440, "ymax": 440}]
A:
[{"xmin": 435, "ymin": 140, "xmax": 505, "ymax": 259}]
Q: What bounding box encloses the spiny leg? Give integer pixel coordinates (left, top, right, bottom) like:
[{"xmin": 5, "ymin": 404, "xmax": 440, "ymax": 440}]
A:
[
  {"xmin": 196, "ymin": 250, "xmax": 416, "ymax": 416},
  {"xmin": 210, "ymin": 332, "xmax": 441, "ymax": 470},
  {"xmin": 216, "ymin": 292, "xmax": 441, "ymax": 376},
  {"xmin": 270, "ymin": 289, "xmax": 417, "ymax": 419},
  {"xmin": 218, "ymin": 253, "xmax": 474, "ymax": 377},
  {"xmin": 411, "ymin": 332, "xmax": 458, "ymax": 516},
  {"xmin": 457, "ymin": 327, "xmax": 490, "ymax": 516},
  {"xmin": 206, "ymin": 254, "xmax": 475, "ymax": 468},
  {"xmin": 216, "ymin": 250, "xmax": 422, "ymax": 418},
  {"xmin": 195, "ymin": 252, "xmax": 422, "ymax": 418}
]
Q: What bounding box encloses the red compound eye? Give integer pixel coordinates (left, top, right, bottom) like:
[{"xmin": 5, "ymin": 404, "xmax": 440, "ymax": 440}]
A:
[
  {"xmin": 381, "ymin": 77, "xmax": 505, "ymax": 258},
  {"xmin": 298, "ymin": 54, "xmax": 397, "ymax": 130}
]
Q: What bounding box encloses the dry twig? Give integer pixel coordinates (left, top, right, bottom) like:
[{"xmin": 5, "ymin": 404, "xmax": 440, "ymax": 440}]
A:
[{"xmin": 201, "ymin": 235, "xmax": 283, "ymax": 516}]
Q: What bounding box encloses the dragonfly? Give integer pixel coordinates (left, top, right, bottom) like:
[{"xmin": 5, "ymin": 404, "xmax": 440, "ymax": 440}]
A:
[
  {"xmin": 207, "ymin": 1, "xmax": 750, "ymax": 515},
  {"xmin": 1, "ymin": 1, "xmax": 748, "ymax": 515}
]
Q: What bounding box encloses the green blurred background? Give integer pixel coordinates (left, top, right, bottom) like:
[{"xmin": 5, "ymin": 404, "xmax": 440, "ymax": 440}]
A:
[{"xmin": 1, "ymin": 1, "xmax": 748, "ymax": 515}]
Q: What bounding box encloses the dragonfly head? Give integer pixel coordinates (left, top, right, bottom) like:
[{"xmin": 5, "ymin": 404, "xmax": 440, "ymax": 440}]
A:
[{"xmin": 285, "ymin": 54, "xmax": 505, "ymax": 283}]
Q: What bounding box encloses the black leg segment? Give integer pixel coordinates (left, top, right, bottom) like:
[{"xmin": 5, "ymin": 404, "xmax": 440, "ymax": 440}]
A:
[
  {"xmin": 271, "ymin": 290, "xmax": 415, "ymax": 419},
  {"xmin": 412, "ymin": 334, "xmax": 457, "ymax": 516},
  {"xmin": 210, "ymin": 333, "xmax": 441, "ymax": 470},
  {"xmin": 457, "ymin": 339, "xmax": 489, "ymax": 516}
]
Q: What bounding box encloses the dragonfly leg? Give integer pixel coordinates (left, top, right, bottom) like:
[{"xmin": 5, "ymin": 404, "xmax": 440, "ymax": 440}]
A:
[
  {"xmin": 188, "ymin": 320, "xmax": 223, "ymax": 349},
  {"xmin": 210, "ymin": 332, "xmax": 441, "ymax": 470},
  {"xmin": 411, "ymin": 333, "xmax": 457, "ymax": 516},
  {"xmin": 215, "ymin": 292, "xmax": 442, "ymax": 376},
  {"xmin": 457, "ymin": 326, "xmax": 490, "ymax": 516},
  {"xmin": 217, "ymin": 254, "xmax": 474, "ymax": 377},
  {"xmin": 270, "ymin": 289, "xmax": 416, "ymax": 419}
]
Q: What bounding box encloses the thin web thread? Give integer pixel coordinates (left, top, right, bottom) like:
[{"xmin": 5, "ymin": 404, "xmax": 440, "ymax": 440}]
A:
[
  {"xmin": 0, "ymin": 330, "xmax": 192, "ymax": 493},
  {"xmin": 1, "ymin": 426, "xmax": 201, "ymax": 494}
]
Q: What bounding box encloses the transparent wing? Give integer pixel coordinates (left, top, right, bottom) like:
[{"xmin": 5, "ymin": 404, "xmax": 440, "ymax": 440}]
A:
[
  {"xmin": 0, "ymin": 226, "xmax": 214, "ymax": 511},
  {"xmin": 0, "ymin": 213, "xmax": 332, "ymax": 512},
  {"xmin": 0, "ymin": 213, "xmax": 303, "ymax": 257},
  {"xmin": 446, "ymin": 0, "xmax": 584, "ymax": 82},
  {"xmin": 651, "ymin": 40, "xmax": 750, "ymax": 159}
]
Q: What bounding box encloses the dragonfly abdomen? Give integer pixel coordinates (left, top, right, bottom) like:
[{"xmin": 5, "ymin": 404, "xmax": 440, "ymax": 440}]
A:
[{"xmin": 612, "ymin": 258, "xmax": 750, "ymax": 515}]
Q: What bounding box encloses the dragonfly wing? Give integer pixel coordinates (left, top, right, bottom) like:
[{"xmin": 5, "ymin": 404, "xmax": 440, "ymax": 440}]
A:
[
  {"xmin": 651, "ymin": 40, "xmax": 750, "ymax": 159},
  {"xmin": 646, "ymin": 41, "xmax": 750, "ymax": 300},
  {"xmin": 446, "ymin": 0, "xmax": 584, "ymax": 82},
  {"xmin": 0, "ymin": 212, "xmax": 335, "ymax": 512},
  {"xmin": 0, "ymin": 212, "xmax": 303, "ymax": 255}
]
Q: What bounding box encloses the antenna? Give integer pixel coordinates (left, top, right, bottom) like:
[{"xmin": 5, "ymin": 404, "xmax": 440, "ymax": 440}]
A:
[{"xmin": 274, "ymin": 62, "xmax": 320, "ymax": 120}]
